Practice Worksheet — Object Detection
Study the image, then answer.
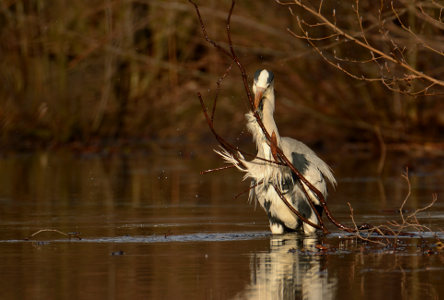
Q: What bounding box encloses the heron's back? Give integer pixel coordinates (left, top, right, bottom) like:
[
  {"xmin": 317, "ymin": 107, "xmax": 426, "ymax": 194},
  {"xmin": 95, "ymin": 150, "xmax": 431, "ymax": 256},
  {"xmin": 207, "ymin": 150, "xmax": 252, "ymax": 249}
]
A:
[{"xmin": 281, "ymin": 137, "xmax": 337, "ymax": 196}]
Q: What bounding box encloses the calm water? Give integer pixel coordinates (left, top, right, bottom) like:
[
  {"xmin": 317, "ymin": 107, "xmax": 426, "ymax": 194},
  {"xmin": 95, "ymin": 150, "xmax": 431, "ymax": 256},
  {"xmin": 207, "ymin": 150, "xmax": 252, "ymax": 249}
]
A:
[{"xmin": 0, "ymin": 146, "xmax": 443, "ymax": 299}]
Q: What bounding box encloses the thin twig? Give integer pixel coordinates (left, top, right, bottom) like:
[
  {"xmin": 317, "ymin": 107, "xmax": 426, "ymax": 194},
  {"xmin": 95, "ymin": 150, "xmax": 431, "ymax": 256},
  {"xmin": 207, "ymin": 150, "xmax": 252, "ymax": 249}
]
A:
[
  {"xmin": 348, "ymin": 202, "xmax": 387, "ymax": 245},
  {"xmin": 200, "ymin": 164, "xmax": 236, "ymax": 175},
  {"xmin": 277, "ymin": 0, "xmax": 444, "ymax": 88}
]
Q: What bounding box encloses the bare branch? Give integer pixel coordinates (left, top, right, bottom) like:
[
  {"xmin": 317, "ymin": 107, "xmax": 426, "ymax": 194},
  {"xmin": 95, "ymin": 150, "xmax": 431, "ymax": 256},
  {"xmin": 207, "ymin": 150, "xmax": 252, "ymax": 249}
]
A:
[
  {"xmin": 276, "ymin": 0, "xmax": 444, "ymax": 95},
  {"xmin": 190, "ymin": 0, "xmax": 441, "ymax": 240}
]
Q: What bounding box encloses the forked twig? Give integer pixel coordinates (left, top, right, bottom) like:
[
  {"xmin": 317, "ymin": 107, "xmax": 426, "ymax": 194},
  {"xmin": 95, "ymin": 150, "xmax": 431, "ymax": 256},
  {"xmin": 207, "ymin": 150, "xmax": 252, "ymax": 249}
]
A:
[{"xmin": 347, "ymin": 202, "xmax": 387, "ymax": 245}]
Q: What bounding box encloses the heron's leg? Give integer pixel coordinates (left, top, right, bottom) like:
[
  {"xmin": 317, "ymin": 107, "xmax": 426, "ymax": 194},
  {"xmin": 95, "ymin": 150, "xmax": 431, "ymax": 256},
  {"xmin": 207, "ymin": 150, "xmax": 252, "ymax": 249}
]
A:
[{"xmin": 269, "ymin": 222, "xmax": 284, "ymax": 234}]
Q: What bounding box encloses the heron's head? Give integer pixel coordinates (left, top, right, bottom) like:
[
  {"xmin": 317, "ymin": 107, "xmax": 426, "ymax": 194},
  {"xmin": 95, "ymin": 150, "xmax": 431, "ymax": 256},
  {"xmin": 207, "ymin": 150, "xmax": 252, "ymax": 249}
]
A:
[{"xmin": 252, "ymin": 69, "xmax": 274, "ymax": 112}]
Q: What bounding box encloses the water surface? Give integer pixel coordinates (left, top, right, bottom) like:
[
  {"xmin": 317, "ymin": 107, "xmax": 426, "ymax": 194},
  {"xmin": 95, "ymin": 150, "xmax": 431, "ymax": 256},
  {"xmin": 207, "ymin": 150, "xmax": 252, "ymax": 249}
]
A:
[{"xmin": 0, "ymin": 147, "xmax": 443, "ymax": 299}]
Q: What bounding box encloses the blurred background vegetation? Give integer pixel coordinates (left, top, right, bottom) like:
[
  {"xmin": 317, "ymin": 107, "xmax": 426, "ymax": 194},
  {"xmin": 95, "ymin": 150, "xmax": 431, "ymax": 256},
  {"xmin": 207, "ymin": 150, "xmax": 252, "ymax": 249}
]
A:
[{"xmin": 0, "ymin": 0, "xmax": 443, "ymax": 153}]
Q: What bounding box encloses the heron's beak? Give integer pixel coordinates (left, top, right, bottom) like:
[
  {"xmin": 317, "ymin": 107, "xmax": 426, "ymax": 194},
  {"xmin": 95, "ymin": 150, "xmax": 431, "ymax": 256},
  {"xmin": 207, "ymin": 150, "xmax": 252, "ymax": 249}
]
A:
[{"xmin": 254, "ymin": 87, "xmax": 265, "ymax": 111}]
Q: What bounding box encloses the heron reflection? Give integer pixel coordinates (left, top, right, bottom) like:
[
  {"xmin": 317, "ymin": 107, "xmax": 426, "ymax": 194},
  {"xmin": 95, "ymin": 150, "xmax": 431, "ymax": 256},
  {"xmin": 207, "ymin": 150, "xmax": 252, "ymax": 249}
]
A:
[{"xmin": 234, "ymin": 234, "xmax": 337, "ymax": 300}]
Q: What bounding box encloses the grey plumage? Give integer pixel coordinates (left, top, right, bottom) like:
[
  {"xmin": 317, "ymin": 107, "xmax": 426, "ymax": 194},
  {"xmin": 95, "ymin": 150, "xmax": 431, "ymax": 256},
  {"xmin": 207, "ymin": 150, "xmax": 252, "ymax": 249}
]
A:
[{"xmin": 216, "ymin": 69, "xmax": 336, "ymax": 234}]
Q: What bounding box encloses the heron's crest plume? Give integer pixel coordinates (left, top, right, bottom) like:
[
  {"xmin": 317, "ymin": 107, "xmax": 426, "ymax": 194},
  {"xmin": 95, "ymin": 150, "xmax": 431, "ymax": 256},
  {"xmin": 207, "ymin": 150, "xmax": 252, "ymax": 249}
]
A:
[{"xmin": 254, "ymin": 69, "xmax": 274, "ymax": 88}]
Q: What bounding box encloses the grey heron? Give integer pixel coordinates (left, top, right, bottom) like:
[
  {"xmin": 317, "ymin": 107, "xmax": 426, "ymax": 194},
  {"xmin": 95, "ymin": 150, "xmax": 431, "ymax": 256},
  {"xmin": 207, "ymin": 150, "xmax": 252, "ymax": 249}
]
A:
[{"xmin": 216, "ymin": 69, "xmax": 336, "ymax": 234}]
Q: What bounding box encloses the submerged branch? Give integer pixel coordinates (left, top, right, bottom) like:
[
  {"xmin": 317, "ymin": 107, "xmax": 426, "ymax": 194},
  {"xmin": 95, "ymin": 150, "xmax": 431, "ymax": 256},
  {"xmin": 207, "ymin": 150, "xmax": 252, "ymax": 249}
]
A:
[{"xmin": 25, "ymin": 229, "xmax": 81, "ymax": 241}]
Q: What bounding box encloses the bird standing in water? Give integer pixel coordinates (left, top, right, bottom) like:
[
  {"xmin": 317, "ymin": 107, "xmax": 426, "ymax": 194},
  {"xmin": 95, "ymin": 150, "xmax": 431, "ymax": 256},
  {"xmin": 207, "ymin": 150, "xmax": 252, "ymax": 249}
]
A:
[{"xmin": 216, "ymin": 69, "xmax": 336, "ymax": 234}]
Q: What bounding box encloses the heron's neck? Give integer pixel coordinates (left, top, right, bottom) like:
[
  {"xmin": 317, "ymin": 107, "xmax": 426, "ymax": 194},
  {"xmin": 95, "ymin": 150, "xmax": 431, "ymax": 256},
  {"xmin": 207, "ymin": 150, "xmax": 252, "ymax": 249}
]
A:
[
  {"xmin": 246, "ymin": 91, "xmax": 281, "ymax": 158},
  {"xmin": 261, "ymin": 95, "xmax": 280, "ymax": 143}
]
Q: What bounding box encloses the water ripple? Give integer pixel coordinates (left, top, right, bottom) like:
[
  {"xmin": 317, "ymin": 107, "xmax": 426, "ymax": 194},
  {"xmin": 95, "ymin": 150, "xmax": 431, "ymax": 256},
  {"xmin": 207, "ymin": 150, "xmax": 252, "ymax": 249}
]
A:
[{"xmin": 0, "ymin": 231, "xmax": 271, "ymax": 244}]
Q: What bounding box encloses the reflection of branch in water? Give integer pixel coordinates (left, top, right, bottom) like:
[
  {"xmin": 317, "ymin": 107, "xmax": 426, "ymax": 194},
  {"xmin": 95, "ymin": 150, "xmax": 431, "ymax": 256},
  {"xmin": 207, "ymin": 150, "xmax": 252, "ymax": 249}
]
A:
[{"xmin": 234, "ymin": 234, "xmax": 337, "ymax": 300}]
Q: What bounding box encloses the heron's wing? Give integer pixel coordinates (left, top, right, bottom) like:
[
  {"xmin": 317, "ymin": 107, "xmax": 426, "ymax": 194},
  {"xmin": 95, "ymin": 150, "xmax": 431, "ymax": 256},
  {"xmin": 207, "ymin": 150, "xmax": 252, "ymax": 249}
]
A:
[{"xmin": 280, "ymin": 137, "xmax": 337, "ymax": 191}]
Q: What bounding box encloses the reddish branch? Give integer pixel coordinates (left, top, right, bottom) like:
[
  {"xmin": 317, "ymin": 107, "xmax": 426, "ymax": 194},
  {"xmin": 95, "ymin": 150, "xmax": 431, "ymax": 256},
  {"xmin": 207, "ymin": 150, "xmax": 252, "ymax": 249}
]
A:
[
  {"xmin": 190, "ymin": 0, "xmax": 441, "ymax": 248},
  {"xmin": 189, "ymin": 0, "xmax": 355, "ymax": 233},
  {"xmin": 189, "ymin": 0, "xmax": 287, "ymax": 168}
]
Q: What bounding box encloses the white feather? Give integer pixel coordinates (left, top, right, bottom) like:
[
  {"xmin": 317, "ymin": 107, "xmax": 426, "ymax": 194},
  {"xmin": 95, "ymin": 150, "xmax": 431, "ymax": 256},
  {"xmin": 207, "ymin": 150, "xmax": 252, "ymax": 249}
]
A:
[{"xmin": 215, "ymin": 69, "xmax": 336, "ymax": 234}]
